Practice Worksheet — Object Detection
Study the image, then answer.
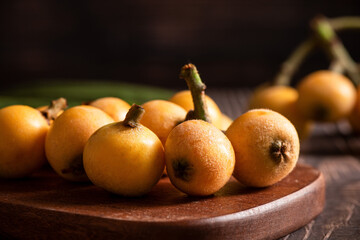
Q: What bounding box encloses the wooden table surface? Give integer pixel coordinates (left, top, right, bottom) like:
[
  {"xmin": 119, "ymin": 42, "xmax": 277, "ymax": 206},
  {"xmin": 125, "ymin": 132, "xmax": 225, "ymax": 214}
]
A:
[{"xmin": 208, "ymin": 89, "xmax": 360, "ymax": 240}]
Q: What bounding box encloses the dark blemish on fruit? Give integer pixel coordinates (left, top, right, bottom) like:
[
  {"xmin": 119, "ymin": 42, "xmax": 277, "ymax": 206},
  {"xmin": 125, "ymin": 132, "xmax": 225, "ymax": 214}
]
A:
[
  {"xmin": 61, "ymin": 154, "xmax": 86, "ymax": 176},
  {"xmin": 172, "ymin": 158, "xmax": 194, "ymax": 182},
  {"xmin": 270, "ymin": 140, "xmax": 289, "ymax": 164}
]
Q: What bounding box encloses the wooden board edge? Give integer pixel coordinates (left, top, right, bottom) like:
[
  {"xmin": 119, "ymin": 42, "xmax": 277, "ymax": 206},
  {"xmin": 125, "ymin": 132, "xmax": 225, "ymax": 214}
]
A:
[
  {"xmin": 129, "ymin": 171, "xmax": 326, "ymax": 240},
  {"xmin": 0, "ymin": 169, "xmax": 325, "ymax": 240}
]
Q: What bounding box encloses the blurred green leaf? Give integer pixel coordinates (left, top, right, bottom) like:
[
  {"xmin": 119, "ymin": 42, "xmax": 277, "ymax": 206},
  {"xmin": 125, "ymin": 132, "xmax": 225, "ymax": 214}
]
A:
[{"xmin": 0, "ymin": 79, "xmax": 174, "ymax": 108}]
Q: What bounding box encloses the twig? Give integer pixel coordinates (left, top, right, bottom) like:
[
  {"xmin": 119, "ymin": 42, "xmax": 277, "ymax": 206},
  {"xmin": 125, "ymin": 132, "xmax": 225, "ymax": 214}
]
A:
[
  {"xmin": 273, "ymin": 16, "xmax": 360, "ymax": 86},
  {"xmin": 312, "ymin": 16, "xmax": 360, "ymax": 85}
]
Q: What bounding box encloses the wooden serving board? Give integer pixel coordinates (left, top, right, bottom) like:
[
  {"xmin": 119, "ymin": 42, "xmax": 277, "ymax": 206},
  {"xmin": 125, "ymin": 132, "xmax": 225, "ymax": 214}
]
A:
[{"xmin": 0, "ymin": 164, "xmax": 325, "ymax": 240}]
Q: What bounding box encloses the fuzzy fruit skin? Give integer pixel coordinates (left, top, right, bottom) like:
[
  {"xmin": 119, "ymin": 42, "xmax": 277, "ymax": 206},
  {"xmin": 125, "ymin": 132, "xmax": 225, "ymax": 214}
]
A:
[
  {"xmin": 89, "ymin": 97, "xmax": 131, "ymax": 121},
  {"xmin": 297, "ymin": 70, "xmax": 356, "ymax": 122},
  {"xmin": 83, "ymin": 122, "xmax": 165, "ymax": 197},
  {"xmin": 226, "ymin": 109, "xmax": 300, "ymax": 187},
  {"xmin": 249, "ymin": 85, "xmax": 312, "ymax": 140},
  {"xmin": 45, "ymin": 105, "xmax": 114, "ymax": 182},
  {"xmin": 0, "ymin": 105, "xmax": 49, "ymax": 178},
  {"xmin": 165, "ymin": 120, "xmax": 235, "ymax": 196},
  {"xmin": 169, "ymin": 90, "xmax": 223, "ymax": 129},
  {"xmin": 140, "ymin": 100, "xmax": 187, "ymax": 145}
]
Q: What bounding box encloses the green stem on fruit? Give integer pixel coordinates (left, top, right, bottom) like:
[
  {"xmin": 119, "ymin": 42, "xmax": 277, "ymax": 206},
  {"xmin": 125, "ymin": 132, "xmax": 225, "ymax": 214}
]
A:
[
  {"xmin": 123, "ymin": 104, "xmax": 145, "ymax": 128},
  {"xmin": 40, "ymin": 97, "xmax": 67, "ymax": 123},
  {"xmin": 311, "ymin": 15, "xmax": 360, "ymax": 85},
  {"xmin": 273, "ymin": 16, "xmax": 360, "ymax": 86},
  {"xmin": 179, "ymin": 63, "xmax": 211, "ymax": 123}
]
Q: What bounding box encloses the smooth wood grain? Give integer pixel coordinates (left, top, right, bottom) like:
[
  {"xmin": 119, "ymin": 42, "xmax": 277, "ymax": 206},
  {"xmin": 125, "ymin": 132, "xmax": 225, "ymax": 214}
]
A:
[{"xmin": 0, "ymin": 164, "xmax": 324, "ymax": 240}]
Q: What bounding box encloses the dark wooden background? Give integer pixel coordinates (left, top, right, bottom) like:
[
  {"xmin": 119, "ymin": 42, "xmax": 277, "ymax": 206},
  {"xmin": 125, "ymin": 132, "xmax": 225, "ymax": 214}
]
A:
[{"xmin": 0, "ymin": 0, "xmax": 360, "ymax": 89}]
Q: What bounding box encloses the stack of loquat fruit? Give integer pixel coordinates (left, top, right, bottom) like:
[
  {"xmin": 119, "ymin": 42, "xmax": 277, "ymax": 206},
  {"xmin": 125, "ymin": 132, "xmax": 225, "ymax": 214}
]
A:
[
  {"xmin": 1, "ymin": 15, "xmax": 358, "ymax": 198},
  {"xmin": 0, "ymin": 63, "xmax": 300, "ymax": 197}
]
